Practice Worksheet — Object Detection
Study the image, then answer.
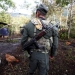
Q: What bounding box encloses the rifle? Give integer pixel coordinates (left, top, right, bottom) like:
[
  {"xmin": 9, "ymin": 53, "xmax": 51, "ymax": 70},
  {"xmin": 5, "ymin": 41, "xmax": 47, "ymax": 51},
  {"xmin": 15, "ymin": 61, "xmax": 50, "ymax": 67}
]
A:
[{"xmin": 23, "ymin": 21, "xmax": 59, "ymax": 51}]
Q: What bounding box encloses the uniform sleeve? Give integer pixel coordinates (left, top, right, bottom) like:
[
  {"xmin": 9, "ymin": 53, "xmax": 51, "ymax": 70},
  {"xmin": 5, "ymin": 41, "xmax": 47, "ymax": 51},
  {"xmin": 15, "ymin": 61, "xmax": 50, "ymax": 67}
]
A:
[
  {"xmin": 21, "ymin": 25, "xmax": 28, "ymax": 48},
  {"xmin": 50, "ymin": 26, "xmax": 58, "ymax": 57},
  {"xmin": 21, "ymin": 21, "xmax": 34, "ymax": 50}
]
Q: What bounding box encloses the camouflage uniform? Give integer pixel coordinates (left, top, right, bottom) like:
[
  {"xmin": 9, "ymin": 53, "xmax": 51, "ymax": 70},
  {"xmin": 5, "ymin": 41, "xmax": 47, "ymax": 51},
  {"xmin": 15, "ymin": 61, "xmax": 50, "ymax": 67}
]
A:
[{"xmin": 21, "ymin": 4, "xmax": 58, "ymax": 75}]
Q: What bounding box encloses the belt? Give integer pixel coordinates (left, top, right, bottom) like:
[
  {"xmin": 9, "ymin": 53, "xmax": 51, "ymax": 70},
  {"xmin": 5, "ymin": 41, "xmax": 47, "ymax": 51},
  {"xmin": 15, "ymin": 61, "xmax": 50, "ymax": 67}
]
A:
[{"xmin": 31, "ymin": 49, "xmax": 48, "ymax": 54}]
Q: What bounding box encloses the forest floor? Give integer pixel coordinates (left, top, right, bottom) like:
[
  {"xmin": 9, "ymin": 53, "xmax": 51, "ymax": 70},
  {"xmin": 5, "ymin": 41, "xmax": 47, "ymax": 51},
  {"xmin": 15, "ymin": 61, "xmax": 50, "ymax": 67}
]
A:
[{"xmin": 0, "ymin": 36, "xmax": 75, "ymax": 75}]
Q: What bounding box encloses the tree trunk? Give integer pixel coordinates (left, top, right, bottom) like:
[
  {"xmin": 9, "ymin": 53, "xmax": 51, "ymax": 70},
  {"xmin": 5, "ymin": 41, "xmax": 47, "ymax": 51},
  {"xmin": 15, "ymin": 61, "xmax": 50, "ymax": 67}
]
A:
[{"xmin": 68, "ymin": 0, "xmax": 72, "ymax": 39}]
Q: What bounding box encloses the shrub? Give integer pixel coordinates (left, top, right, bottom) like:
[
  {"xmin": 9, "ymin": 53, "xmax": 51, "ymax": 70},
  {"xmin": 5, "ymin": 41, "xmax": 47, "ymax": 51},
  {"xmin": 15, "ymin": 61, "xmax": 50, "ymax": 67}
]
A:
[
  {"xmin": 70, "ymin": 28, "xmax": 75, "ymax": 38},
  {"xmin": 59, "ymin": 29, "xmax": 68, "ymax": 40}
]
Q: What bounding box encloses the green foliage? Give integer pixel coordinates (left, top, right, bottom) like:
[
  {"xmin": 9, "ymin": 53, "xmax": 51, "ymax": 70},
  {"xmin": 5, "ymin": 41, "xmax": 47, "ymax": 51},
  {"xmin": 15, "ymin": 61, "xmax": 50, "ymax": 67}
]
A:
[
  {"xmin": 70, "ymin": 28, "xmax": 75, "ymax": 38},
  {"xmin": 9, "ymin": 16, "xmax": 30, "ymax": 34},
  {"xmin": 56, "ymin": 0, "xmax": 69, "ymax": 7},
  {"xmin": 59, "ymin": 29, "xmax": 68, "ymax": 40},
  {"xmin": 0, "ymin": 11, "xmax": 11, "ymax": 28},
  {"xmin": 0, "ymin": 0, "xmax": 15, "ymax": 10}
]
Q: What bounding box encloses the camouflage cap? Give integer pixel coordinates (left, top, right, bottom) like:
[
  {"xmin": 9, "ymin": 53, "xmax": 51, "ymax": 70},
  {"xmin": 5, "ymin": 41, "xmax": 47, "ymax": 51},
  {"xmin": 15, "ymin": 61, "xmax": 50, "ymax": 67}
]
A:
[{"xmin": 37, "ymin": 4, "xmax": 48, "ymax": 15}]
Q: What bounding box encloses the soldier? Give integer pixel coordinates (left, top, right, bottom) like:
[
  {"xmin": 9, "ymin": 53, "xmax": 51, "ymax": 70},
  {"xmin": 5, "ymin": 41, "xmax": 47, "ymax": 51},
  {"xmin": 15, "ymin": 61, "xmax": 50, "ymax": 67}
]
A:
[{"xmin": 21, "ymin": 4, "xmax": 58, "ymax": 75}]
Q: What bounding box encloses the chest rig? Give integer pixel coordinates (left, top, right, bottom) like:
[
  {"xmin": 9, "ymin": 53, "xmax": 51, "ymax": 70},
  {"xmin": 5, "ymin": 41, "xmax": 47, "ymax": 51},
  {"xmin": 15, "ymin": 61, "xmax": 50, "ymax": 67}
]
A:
[{"xmin": 31, "ymin": 18, "xmax": 51, "ymax": 51}]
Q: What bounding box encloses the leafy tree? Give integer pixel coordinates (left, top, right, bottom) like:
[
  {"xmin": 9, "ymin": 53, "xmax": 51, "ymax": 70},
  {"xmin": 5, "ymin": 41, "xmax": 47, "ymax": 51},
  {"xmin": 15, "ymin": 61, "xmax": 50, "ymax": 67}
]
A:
[
  {"xmin": 0, "ymin": 11, "xmax": 11, "ymax": 28},
  {"xmin": 0, "ymin": 0, "xmax": 15, "ymax": 28},
  {"xmin": 9, "ymin": 15, "xmax": 30, "ymax": 34},
  {"xmin": 56, "ymin": 0, "xmax": 69, "ymax": 7},
  {"xmin": 0, "ymin": 0, "xmax": 15, "ymax": 10},
  {"xmin": 56, "ymin": 0, "xmax": 73, "ymax": 39}
]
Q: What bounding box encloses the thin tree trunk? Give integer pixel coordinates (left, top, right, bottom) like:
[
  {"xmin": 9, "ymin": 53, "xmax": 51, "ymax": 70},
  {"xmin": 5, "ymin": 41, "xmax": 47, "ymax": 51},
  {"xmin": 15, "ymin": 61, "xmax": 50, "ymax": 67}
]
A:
[{"xmin": 68, "ymin": 0, "xmax": 72, "ymax": 39}]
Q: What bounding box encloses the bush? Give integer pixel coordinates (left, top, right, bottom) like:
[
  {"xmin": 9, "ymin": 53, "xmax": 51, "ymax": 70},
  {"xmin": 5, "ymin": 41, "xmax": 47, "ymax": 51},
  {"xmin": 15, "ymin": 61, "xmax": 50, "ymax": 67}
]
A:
[
  {"xmin": 59, "ymin": 29, "xmax": 68, "ymax": 40},
  {"xmin": 70, "ymin": 28, "xmax": 75, "ymax": 38}
]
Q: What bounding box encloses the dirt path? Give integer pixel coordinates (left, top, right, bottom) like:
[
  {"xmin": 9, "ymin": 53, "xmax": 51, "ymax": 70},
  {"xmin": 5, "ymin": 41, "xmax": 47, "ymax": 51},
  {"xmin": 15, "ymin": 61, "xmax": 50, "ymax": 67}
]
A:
[
  {"xmin": 0, "ymin": 38, "xmax": 75, "ymax": 75},
  {"xmin": 0, "ymin": 37, "xmax": 21, "ymax": 56}
]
